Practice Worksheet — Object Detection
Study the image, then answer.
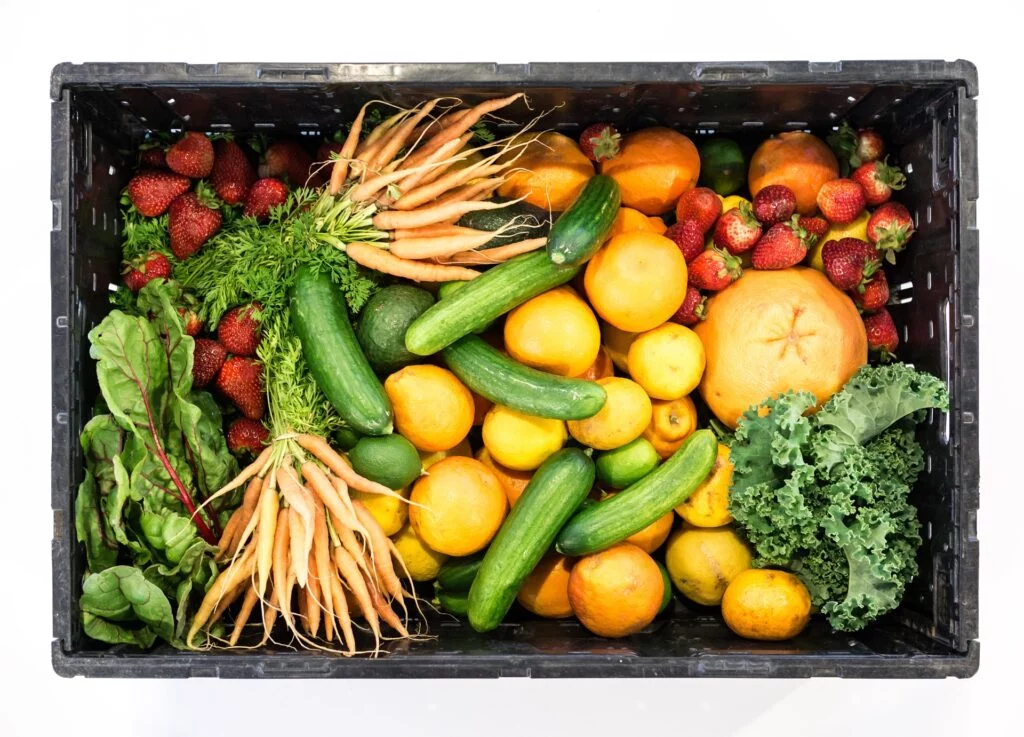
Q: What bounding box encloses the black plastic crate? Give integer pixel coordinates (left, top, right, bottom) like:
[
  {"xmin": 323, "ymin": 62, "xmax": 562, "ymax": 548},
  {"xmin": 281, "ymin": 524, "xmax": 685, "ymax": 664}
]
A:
[{"xmin": 50, "ymin": 60, "xmax": 980, "ymax": 678}]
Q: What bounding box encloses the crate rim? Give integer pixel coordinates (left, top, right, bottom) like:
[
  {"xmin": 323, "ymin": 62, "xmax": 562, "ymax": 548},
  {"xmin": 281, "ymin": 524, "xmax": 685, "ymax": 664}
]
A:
[{"xmin": 50, "ymin": 59, "xmax": 980, "ymax": 679}]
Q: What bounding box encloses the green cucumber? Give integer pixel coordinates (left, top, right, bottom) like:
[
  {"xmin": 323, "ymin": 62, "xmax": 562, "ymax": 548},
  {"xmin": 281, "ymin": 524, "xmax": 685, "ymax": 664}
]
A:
[
  {"xmin": 433, "ymin": 583, "xmax": 469, "ymax": 616},
  {"xmin": 556, "ymin": 429, "xmax": 717, "ymax": 556},
  {"xmin": 443, "ymin": 335, "xmax": 606, "ymax": 420},
  {"xmin": 468, "ymin": 448, "xmax": 595, "ymax": 633},
  {"xmin": 436, "ymin": 552, "xmax": 486, "ymax": 593},
  {"xmin": 546, "ymin": 175, "xmax": 621, "ymax": 266},
  {"xmin": 405, "ymin": 251, "xmax": 580, "ymax": 356},
  {"xmin": 290, "ymin": 267, "xmax": 393, "ymax": 436}
]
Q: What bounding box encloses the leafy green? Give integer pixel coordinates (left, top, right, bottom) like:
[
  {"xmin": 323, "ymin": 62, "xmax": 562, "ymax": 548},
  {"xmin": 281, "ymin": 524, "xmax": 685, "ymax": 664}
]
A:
[
  {"xmin": 75, "ymin": 279, "xmax": 237, "ymax": 648},
  {"xmin": 728, "ymin": 364, "xmax": 949, "ymax": 632},
  {"xmin": 80, "ymin": 566, "xmax": 174, "ymax": 648},
  {"xmin": 175, "ymin": 188, "xmax": 383, "ymax": 327},
  {"xmin": 119, "ymin": 208, "xmax": 172, "ymax": 262}
]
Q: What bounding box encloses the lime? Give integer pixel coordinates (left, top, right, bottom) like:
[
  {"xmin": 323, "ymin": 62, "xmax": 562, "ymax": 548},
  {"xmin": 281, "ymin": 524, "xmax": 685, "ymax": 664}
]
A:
[
  {"xmin": 698, "ymin": 138, "xmax": 746, "ymax": 196},
  {"xmin": 594, "ymin": 437, "xmax": 659, "ymax": 489},
  {"xmin": 333, "ymin": 425, "xmax": 362, "ymax": 451},
  {"xmin": 349, "ymin": 434, "xmax": 422, "ymax": 490}
]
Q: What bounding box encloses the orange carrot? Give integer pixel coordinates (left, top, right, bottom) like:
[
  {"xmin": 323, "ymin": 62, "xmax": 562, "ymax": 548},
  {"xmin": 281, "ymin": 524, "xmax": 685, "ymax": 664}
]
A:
[
  {"xmin": 311, "ymin": 497, "xmax": 336, "ymax": 642},
  {"xmin": 393, "ymin": 133, "xmax": 474, "ymax": 194},
  {"xmin": 329, "ymin": 102, "xmax": 370, "ymax": 194},
  {"xmin": 391, "ymin": 151, "xmax": 508, "ymax": 211},
  {"xmin": 363, "ymin": 570, "xmax": 409, "ymax": 637},
  {"xmin": 352, "ymin": 501, "xmax": 404, "ymax": 602},
  {"xmin": 344, "ymin": 242, "xmax": 480, "ymax": 282},
  {"xmin": 391, "ymin": 223, "xmax": 478, "ymax": 240},
  {"xmin": 401, "ymin": 93, "xmax": 525, "ymax": 170},
  {"xmin": 365, "ymin": 100, "xmax": 438, "ymax": 174},
  {"xmin": 327, "ymin": 568, "xmax": 356, "ymax": 654},
  {"xmin": 333, "ymin": 546, "xmax": 381, "ymax": 643},
  {"xmin": 256, "ymin": 473, "xmax": 279, "ymax": 598},
  {"xmin": 388, "ymin": 224, "xmax": 517, "ymax": 260},
  {"xmin": 437, "ymin": 236, "xmax": 548, "ymax": 265},
  {"xmin": 305, "ymin": 550, "xmax": 322, "ymax": 638},
  {"xmin": 187, "ymin": 543, "xmax": 256, "ymax": 646},
  {"xmin": 229, "ymin": 585, "xmax": 260, "ymax": 647},
  {"xmin": 272, "ymin": 507, "xmax": 292, "ymax": 629},
  {"xmin": 428, "ymin": 177, "xmax": 505, "ymax": 209},
  {"xmin": 372, "ymin": 198, "xmax": 524, "ymax": 231},
  {"xmin": 295, "ymin": 434, "xmax": 408, "ymax": 498}
]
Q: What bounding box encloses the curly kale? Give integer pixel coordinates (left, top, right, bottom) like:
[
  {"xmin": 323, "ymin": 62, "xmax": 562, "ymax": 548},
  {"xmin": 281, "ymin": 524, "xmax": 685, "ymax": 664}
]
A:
[{"xmin": 728, "ymin": 365, "xmax": 949, "ymax": 632}]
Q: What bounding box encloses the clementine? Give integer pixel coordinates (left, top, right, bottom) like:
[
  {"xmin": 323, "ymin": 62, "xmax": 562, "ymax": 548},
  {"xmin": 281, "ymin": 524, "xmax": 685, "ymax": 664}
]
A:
[
  {"xmin": 600, "ymin": 128, "xmax": 700, "ymax": 215},
  {"xmin": 748, "ymin": 131, "xmax": 840, "ymax": 215}
]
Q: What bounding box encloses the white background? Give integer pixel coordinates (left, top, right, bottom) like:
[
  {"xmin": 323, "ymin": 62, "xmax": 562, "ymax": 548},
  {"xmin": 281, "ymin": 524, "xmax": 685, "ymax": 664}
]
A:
[{"xmin": 1, "ymin": 1, "xmax": 1017, "ymax": 734}]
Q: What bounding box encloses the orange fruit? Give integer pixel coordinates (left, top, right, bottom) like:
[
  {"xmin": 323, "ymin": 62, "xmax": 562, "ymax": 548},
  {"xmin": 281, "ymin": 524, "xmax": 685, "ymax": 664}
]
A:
[
  {"xmin": 601, "ymin": 321, "xmax": 638, "ymax": 372},
  {"xmin": 516, "ymin": 553, "xmax": 574, "ymax": 618},
  {"xmin": 385, "ymin": 365, "xmax": 474, "ymax": 452},
  {"xmin": 600, "ymin": 128, "xmax": 701, "ymax": 215},
  {"xmin": 642, "ymin": 395, "xmax": 698, "ymax": 459},
  {"xmin": 722, "ymin": 569, "xmax": 812, "ymax": 641},
  {"xmin": 584, "ymin": 231, "xmax": 688, "ymax": 333},
  {"xmin": 567, "ymin": 377, "xmax": 652, "ymax": 451},
  {"xmin": 748, "ymin": 131, "xmax": 840, "ymax": 215},
  {"xmin": 675, "ymin": 442, "xmax": 734, "ymax": 527},
  {"xmin": 694, "ymin": 268, "xmax": 867, "ymax": 429},
  {"xmin": 409, "ymin": 456, "xmax": 508, "ymax": 556},
  {"xmin": 573, "ymin": 346, "xmax": 615, "ymax": 382},
  {"xmin": 497, "ymin": 132, "xmax": 595, "ymax": 211},
  {"xmin": 504, "ymin": 287, "xmax": 601, "ymax": 377},
  {"xmin": 568, "ymin": 542, "xmax": 663, "ymax": 638},
  {"xmin": 476, "ymin": 447, "xmax": 533, "ymax": 507},
  {"xmin": 607, "ymin": 207, "xmax": 669, "ymax": 238}
]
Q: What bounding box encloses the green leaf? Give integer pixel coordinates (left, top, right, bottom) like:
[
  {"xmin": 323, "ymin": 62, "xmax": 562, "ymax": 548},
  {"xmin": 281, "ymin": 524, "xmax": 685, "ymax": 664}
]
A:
[
  {"xmin": 74, "ymin": 472, "xmax": 118, "ymax": 573},
  {"xmin": 82, "ymin": 612, "xmax": 157, "ymax": 649},
  {"xmin": 80, "ymin": 565, "xmax": 175, "ymax": 645},
  {"xmin": 80, "ymin": 414, "xmax": 124, "ymax": 493}
]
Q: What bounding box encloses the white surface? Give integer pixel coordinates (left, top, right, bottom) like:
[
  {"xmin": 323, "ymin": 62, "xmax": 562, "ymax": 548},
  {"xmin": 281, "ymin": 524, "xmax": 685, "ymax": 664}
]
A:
[{"xmin": 1, "ymin": 1, "xmax": 1016, "ymax": 734}]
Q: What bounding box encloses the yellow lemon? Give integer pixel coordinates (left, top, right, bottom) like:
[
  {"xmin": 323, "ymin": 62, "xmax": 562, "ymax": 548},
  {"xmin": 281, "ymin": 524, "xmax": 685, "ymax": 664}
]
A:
[
  {"xmin": 482, "ymin": 405, "xmax": 567, "ymax": 471},
  {"xmin": 676, "ymin": 443, "xmax": 735, "ymax": 527},
  {"xmin": 718, "ymin": 194, "xmax": 752, "ymax": 212},
  {"xmin": 352, "ymin": 486, "xmax": 409, "ymax": 537},
  {"xmin": 627, "ymin": 323, "xmax": 707, "ymax": 400},
  {"xmin": 391, "ymin": 523, "xmax": 448, "ymax": 582},
  {"xmin": 664, "ymin": 524, "xmax": 753, "ymax": 606},
  {"xmin": 567, "ymin": 377, "xmax": 652, "ymax": 451},
  {"xmin": 504, "ymin": 287, "xmax": 601, "ymax": 377}
]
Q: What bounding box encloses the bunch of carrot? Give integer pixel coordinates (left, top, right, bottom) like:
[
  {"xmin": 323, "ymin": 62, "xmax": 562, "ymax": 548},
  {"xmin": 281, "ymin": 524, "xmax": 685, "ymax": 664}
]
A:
[
  {"xmin": 326, "ymin": 93, "xmax": 549, "ymax": 281},
  {"xmin": 187, "ymin": 434, "xmax": 419, "ymax": 655}
]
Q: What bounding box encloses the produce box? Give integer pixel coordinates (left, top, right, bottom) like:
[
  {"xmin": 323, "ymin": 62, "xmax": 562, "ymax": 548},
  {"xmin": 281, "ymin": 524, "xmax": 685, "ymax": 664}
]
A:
[{"xmin": 50, "ymin": 61, "xmax": 979, "ymax": 678}]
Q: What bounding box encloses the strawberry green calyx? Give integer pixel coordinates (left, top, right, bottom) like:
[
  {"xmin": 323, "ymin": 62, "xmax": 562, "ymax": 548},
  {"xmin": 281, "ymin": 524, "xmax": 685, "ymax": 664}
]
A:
[{"xmin": 589, "ymin": 127, "xmax": 621, "ymax": 161}]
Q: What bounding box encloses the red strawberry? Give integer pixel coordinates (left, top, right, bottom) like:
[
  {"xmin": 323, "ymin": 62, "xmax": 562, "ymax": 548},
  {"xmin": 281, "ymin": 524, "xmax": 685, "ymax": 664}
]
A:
[
  {"xmin": 226, "ymin": 417, "xmax": 270, "ymax": 456},
  {"xmin": 751, "ymin": 217, "xmax": 809, "ymax": 270},
  {"xmin": 828, "ymin": 122, "xmax": 886, "ymax": 172},
  {"xmin": 864, "ymin": 309, "xmax": 899, "ymax": 355},
  {"xmin": 215, "ymin": 357, "xmax": 265, "ymax": 420},
  {"xmin": 713, "ymin": 202, "xmax": 762, "ymax": 254},
  {"xmin": 192, "ymin": 338, "xmax": 227, "ymax": 389},
  {"xmin": 168, "ymin": 186, "xmax": 222, "ymax": 260},
  {"xmin": 856, "ymin": 129, "xmax": 886, "ymax": 166},
  {"xmin": 851, "ymin": 270, "xmax": 890, "ymax": 312},
  {"xmin": 816, "ymin": 179, "xmax": 866, "ymax": 224},
  {"xmin": 123, "ymin": 252, "xmax": 172, "ymax": 292},
  {"xmin": 261, "ymin": 140, "xmax": 314, "ymax": 187},
  {"xmin": 665, "ymin": 219, "xmax": 706, "ymax": 263},
  {"xmin": 218, "ymin": 303, "xmax": 263, "ymax": 357},
  {"xmin": 178, "ymin": 308, "xmax": 203, "ymax": 336},
  {"xmin": 797, "ymin": 216, "xmax": 830, "ymax": 244},
  {"xmin": 671, "ymin": 285, "xmax": 707, "ymax": 326},
  {"xmin": 211, "ymin": 139, "xmax": 256, "ymax": 205},
  {"xmin": 244, "ymin": 178, "xmax": 290, "ymax": 220},
  {"xmin": 821, "ymin": 238, "xmax": 880, "ymax": 291},
  {"xmin": 126, "ymin": 171, "xmax": 191, "ymax": 217},
  {"xmin": 688, "ymin": 248, "xmax": 743, "ymax": 291},
  {"xmin": 752, "ymin": 185, "xmax": 797, "ymax": 226},
  {"xmin": 675, "ymin": 187, "xmax": 722, "ymax": 233},
  {"xmin": 578, "ymin": 123, "xmax": 621, "ymax": 163},
  {"xmin": 852, "ymin": 159, "xmax": 906, "ymax": 206},
  {"xmin": 867, "ymin": 202, "xmax": 915, "ymax": 264},
  {"xmin": 165, "ymin": 132, "xmax": 214, "ymax": 179},
  {"xmin": 139, "ymin": 146, "xmax": 166, "ymax": 169}
]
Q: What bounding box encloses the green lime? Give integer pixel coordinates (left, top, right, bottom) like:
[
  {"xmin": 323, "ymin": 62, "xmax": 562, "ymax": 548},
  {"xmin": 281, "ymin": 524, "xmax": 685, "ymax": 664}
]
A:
[
  {"xmin": 594, "ymin": 437, "xmax": 659, "ymax": 489},
  {"xmin": 657, "ymin": 561, "xmax": 673, "ymax": 614},
  {"xmin": 333, "ymin": 425, "xmax": 363, "ymax": 451},
  {"xmin": 698, "ymin": 138, "xmax": 746, "ymax": 196},
  {"xmin": 356, "ymin": 285, "xmax": 435, "ymax": 374},
  {"xmin": 349, "ymin": 434, "xmax": 423, "ymax": 490}
]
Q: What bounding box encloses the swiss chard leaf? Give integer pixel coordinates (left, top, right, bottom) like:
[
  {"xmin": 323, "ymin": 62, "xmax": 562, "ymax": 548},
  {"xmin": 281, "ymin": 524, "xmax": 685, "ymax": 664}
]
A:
[
  {"xmin": 74, "ymin": 472, "xmax": 118, "ymax": 573},
  {"xmin": 79, "ymin": 566, "xmax": 175, "ymax": 645}
]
